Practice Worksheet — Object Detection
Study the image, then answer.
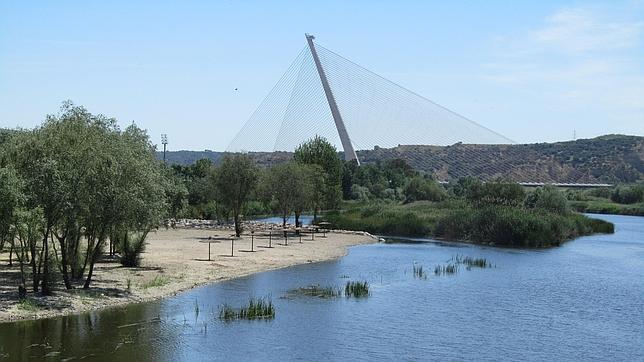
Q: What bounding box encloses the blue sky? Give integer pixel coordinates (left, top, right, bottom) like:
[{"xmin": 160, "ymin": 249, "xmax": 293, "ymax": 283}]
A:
[{"xmin": 1, "ymin": 0, "xmax": 642, "ymax": 150}]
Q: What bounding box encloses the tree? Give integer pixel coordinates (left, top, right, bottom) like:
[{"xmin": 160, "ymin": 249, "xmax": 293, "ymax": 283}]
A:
[
  {"xmin": 260, "ymin": 162, "xmax": 315, "ymax": 227},
  {"xmin": 403, "ymin": 176, "xmax": 447, "ymax": 203},
  {"xmin": 214, "ymin": 154, "xmax": 258, "ymax": 237},
  {"xmin": 294, "ymin": 136, "xmax": 342, "ymax": 210},
  {"xmin": 525, "ymin": 185, "xmax": 569, "ymax": 214},
  {"xmin": 0, "ymin": 167, "xmax": 23, "ymax": 253},
  {"xmin": 12, "ymin": 208, "xmax": 44, "ymax": 298},
  {"xmin": 3, "ymin": 102, "xmax": 167, "ymax": 291},
  {"xmin": 163, "ymin": 170, "xmax": 189, "ymax": 220}
]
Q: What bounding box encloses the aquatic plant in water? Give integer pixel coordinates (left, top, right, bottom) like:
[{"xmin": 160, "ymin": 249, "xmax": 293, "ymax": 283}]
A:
[
  {"xmin": 345, "ymin": 281, "xmax": 370, "ymax": 298},
  {"xmin": 218, "ymin": 297, "xmax": 275, "ymax": 321},
  {"xmin": 413, "ymin": 264, "xmax": 427, "ymax": 279},
  {"xmin": 289, "ymin": 285, "xmax": 343, "ymax": 298},
  {"xmin": 450, "ymin": 254, "xmax": 493, "ymax": 269},
  {"xmin": 433, "ymin": 264, "xmax": 459, "ymax": 276}
]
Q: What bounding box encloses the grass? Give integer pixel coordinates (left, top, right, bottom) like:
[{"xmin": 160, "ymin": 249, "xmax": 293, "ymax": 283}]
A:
[
  {"xmin": 140, "ymin": 276, "xmax": 170, "ymax": 289},
  {"xmin": 434, "ymin": 264, "xmax": 458, "ymax": 276},
  {"xmin": 345, "ymin": 281, "xmax": 369, "ymax": 298},
  {"xmin": 218, "ymin": 297, "xmax": 275, "ymax": 321},
  {"xmin": 451, "ymin": 254, "xmax": 492, "ymax": 269},
  {"xmin": 413, "ymin": 264, "xmax": 427, "ymax": 279},
  {"xmin": 17, "ymin": 298, "xmax": 39, "ymax": 312},
  {"xmin": 289, "ymin": 285, "xmax": 342, "ymax": 298}
]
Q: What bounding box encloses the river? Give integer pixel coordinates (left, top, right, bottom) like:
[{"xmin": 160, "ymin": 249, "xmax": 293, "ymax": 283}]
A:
[{"xmin": 0, "ymin": 214, "xmax": 642, "ymax": 361}]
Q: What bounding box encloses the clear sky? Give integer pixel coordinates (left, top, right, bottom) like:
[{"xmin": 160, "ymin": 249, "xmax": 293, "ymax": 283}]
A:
[{"xmin": 1, "ymin": 0, "xmax": 642, "ymax": 151}]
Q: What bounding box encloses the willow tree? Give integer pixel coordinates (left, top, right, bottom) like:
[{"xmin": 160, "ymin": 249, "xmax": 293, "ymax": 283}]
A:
[
  {"xmin": 0, "ymin": 167, "xmax": 23, "ymax": 267},
  {"xmin": 214, "ymin": 154, "xmax": 258, "ymax": 237},
  {"xmin": 4, "ymin": 102, "xmax": 167, "ymax": 291}
]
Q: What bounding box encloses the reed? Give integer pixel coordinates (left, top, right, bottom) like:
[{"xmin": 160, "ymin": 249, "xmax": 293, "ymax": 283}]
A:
[
  {"xmin": 413, "ymin": 264, "xmax": 427, "ymax": 279},
  {"xmin": 345, "ymin": 281, "xmax": 370, "ymax": 298},
  {"xmin": 289, "ymin": 285, "xmax": 342, "ymax": 298},
  {"xmin": 434, "ymin": 263, "xmax": 458, "ymax": 275},
  {"xmin": 219, "ymin": 297, "xmax": 275, "ymax": 321},
  {"xmin": 451, "ymin": 254, "xmax": 491, "ymax": 268}
]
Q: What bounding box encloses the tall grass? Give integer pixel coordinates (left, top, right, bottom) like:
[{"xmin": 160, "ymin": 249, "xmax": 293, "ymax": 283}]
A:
[
  {"xmin": 219, "ymin": 297, "xmax": 275, "ymax": 321},
  {"xmin": 434, "ymin": 264, "xmax": 458, "ymax": 275},
  {"xmin": 345, "ymin": 281, "xmax": 369, "ymax": 297},
  {"xmin": 450, "ymin": 254, "xmax": 492, "ymax": 268},
  {"xmin": 413, "ymin": 264, "xmax": 427, "ymax": 279},
  {"xmin": 289, "ymin": 285, "xmax": 342, "ymax": 298}
]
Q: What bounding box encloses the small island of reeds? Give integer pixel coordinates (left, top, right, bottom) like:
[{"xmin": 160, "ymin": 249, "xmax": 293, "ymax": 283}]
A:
[
  {"xmin": 324, "ymin": 178, "xmax": 615, "ymax": 248},
  {"xmin": 219, "ymin": 297, "xmax": 275, "ymax": 321}
]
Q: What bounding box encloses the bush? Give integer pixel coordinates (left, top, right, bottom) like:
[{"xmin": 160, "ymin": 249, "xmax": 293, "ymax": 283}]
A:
[
  {"xmin": 116, "ymin": 231, "xmax": 148, "ymax": 267},
  {"xmin": 453, "ymin": 178, "xmax": 526, "ymax": 207},
  {"xmin": 611, "ymin": 185, "xmax": 644, "ymax": 204},
  {"xmin": 525, "ymin": 185, "xmax": 569, "ymax": 214},
  {"xmin": 586, "ymin": 187, "xmax": 612, "ymax": 198},
  {"xmin": 350, "ymin": 184, "xmax": 371, "ymax": 201},
  {"xmin": 435, "ymin": 205, "xmax": 613, "ymax": 248},
  {"xmin": 403, "ymin": 176, "xmax": 447, "ymax": 203}
]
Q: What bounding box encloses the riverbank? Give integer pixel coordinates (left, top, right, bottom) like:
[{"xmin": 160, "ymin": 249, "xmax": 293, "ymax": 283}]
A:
[{"xmin": 0, "ymin": 228, "xmax": 376, "ymax": 323}]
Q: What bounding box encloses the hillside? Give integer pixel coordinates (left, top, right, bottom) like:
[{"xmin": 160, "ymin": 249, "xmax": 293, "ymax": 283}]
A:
[{"xmin": 160, "ymin": 134, "xmax": 643, "ymax": 183}]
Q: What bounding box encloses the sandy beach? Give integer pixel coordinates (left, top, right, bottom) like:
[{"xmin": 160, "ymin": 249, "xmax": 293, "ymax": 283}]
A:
[{"xmin": 0, "ymin": 228, "xmax": 376, "ymax": 323}]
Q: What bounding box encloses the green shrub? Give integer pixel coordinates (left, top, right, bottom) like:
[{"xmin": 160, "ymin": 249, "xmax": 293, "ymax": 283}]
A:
[
  {"xmin": 116, "ymin": 231, "xmax": 148, "ymax": 267},
  {"xmin": 586, "ymin": 187, "xmax": 612, "ymax": 198},
  {"xmin": 403, "ymin": 176, "xmax": 447, "ymax": 203},
  {"xmin": 455, "ymin": 179, "xmax": 526, "ymax": 207},
  {"xmin": 525, "ymin": 185, "xmax": 569, "ymax": 214},
  {"xmin": 611, "ymin": 185, "xmax": 644, "ymax": 204}
]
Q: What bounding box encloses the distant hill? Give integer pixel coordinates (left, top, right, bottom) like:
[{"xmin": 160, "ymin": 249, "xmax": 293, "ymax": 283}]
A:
[{"xmin": 158, "ymin": 134, "xmax": 643, "ymax": 184}]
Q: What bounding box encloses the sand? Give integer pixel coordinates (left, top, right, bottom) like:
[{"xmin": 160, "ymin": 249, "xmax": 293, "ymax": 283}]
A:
[{"xmin": 0, "ymin": 228, "xmax": 376, "ymax": 323}]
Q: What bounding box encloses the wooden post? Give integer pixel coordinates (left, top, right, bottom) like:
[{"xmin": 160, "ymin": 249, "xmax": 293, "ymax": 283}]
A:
[
  {"xmin": 251, "ymin": 231, "xmax": 254, "ymax": 251},
  {"xmin": 231, "ymin": 237, "xmax": 234, "ymax": 257},
  {"xmin": 208, "ymin": 242, "xmax": 211, "ymax": 261},
  {"xmin": 269, "ymin": 231, "xmax": 273, "ymax": 248}
]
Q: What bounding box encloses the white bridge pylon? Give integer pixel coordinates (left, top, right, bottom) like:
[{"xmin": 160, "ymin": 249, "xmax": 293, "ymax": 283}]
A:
[{"xmin": 227, "ymin": 33, "xmax": 514, "ymax": 169}]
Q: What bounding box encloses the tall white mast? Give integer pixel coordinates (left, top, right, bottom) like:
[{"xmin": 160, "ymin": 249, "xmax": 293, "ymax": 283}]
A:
[{"xmin": 305, "ymin": 33, "xmax": 360, "ymax": 165}]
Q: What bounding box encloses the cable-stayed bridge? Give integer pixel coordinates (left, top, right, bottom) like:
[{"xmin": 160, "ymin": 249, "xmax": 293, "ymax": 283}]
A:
[{"xmin": 228, "ymin": 34, "xmax": 624, "ymax": 186}]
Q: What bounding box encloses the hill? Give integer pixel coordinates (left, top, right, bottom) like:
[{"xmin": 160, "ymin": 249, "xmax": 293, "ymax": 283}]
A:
[{"xmin": 160, "ymin": 134, "xmax": 643, "ymax": 183}]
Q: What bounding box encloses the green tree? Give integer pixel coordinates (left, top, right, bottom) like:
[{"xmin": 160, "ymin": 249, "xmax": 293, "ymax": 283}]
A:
[
  {"xmin": 0, "ymin": 167, "xmax": 23, "ymax": 252},
  {"xmin": 214, "ymin": 154, "xmax": 258, "ymax": 237},
  {"xmin": 294, "ymin": 136, "xmax": 342, "ymax": 210},
  {"xmin": 4, "ymin": 102, "xmax": 167, "ymax": 291},
  {"xmin": 403, "ymin": 176, "xmax": 447, "ymax": 203}
]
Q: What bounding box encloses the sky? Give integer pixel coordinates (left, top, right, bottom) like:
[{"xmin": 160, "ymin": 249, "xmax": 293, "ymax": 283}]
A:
[{"xmin": 1, "ymin": 0, "xmax": 642, "ymax": 151}]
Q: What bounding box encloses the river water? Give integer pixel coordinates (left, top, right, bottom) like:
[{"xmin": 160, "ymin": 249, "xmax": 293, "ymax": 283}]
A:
[{"xmin": 0, "ymin": 214, "xmax": 642, "ymax": 361}]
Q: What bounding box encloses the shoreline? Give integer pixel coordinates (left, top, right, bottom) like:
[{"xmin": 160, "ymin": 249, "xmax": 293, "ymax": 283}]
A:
[{"xmin": 0, "ymin": 228, "xmax": 377, "ymax": 324}]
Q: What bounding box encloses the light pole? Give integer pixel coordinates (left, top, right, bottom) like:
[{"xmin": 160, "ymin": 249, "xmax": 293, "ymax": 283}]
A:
[{"xmin": 161, "ymin": 134, "xmax": 168, "ymax": 164}]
